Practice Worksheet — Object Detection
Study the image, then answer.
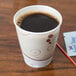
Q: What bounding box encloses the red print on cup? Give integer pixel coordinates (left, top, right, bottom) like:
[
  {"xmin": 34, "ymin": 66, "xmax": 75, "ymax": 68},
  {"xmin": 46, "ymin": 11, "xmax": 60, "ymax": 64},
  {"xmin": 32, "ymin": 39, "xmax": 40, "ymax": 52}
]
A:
[{"xmin": 46, "ymin": 34, "xmax": 53, "ymax": 44}]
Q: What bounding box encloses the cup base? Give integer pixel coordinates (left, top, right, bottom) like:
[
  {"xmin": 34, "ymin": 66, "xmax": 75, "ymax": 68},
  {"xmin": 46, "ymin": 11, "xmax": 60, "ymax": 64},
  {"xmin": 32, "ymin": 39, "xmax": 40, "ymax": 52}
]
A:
[{"xmin": 24, "ymin": 56, "xmax": 53, "ymax": 68}]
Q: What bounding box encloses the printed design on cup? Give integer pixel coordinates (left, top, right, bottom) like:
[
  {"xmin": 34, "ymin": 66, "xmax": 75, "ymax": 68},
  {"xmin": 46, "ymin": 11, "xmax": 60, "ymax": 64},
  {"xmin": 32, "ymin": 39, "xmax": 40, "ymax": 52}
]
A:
[
  {"xmin": 23, "ymin": 47, "xmax": 44, "ymax": 60},
  {"xmin": 23, "ymin": 52, "xmax": 52, "ymax": 61},
  {"xmin": 23, "ymin": 34, "xmax": 56, "ymax": 61},
  {"xmin": 27, "ymin": 49, "xmax": 41, "ymax": 56},
  {"xmin": 46, "ymin": 34, "xmax": 53, "ymax": 44},
  {"xmin": 46, "ymin": 34, "xmax": 54, "ymax": 54}
]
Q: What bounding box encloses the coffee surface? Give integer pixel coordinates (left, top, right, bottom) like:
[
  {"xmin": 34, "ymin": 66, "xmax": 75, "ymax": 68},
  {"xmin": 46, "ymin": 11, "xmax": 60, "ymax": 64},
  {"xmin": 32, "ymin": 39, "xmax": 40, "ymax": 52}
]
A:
[{"xmin": 17, "ymin": 13, "xmax": 59, "ymax": 32}]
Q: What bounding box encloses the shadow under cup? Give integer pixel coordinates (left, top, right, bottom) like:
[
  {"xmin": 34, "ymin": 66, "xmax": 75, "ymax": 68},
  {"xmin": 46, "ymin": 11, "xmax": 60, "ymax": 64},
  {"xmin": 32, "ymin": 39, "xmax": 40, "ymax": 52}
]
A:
[{"xmin": 13, "ymin": 5, "xmax": 62, "ymax": 68}]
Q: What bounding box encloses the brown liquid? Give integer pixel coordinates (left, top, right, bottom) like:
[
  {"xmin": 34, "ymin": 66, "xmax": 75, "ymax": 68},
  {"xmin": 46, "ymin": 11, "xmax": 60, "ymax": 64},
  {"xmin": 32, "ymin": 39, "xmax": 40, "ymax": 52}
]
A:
[{"xmin": 17, "ymin": 13, "xmax": 59, "ymax": 32}]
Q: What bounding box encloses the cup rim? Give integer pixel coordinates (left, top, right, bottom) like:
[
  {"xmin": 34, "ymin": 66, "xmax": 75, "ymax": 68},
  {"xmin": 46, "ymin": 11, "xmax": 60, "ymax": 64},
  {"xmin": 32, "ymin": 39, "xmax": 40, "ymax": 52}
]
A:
[{"xmin": 13, "ymin": 5, "xmax": 62, "ymax": 35}]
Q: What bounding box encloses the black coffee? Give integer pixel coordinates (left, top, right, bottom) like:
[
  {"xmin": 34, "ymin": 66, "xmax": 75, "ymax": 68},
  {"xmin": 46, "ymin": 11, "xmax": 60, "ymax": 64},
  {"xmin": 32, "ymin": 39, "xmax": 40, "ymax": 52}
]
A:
[{"xmin": 17, "ymin": 13, "xmax": 59, "ymax": 32}]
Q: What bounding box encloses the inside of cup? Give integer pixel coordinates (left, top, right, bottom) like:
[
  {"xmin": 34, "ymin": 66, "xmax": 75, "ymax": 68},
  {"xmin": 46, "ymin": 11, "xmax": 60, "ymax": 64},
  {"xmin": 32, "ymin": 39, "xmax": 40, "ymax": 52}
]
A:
[{"xmin": 14, "ymin": 5, "xmax": 62, "ymax": 26}]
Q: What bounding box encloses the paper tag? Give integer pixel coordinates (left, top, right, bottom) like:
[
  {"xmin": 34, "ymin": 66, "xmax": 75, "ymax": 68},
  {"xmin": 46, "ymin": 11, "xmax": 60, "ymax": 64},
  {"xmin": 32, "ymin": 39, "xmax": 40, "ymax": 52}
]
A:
[{"xmin": 63, "ymin": 31, "xmax": 76, "ymax": 56}]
